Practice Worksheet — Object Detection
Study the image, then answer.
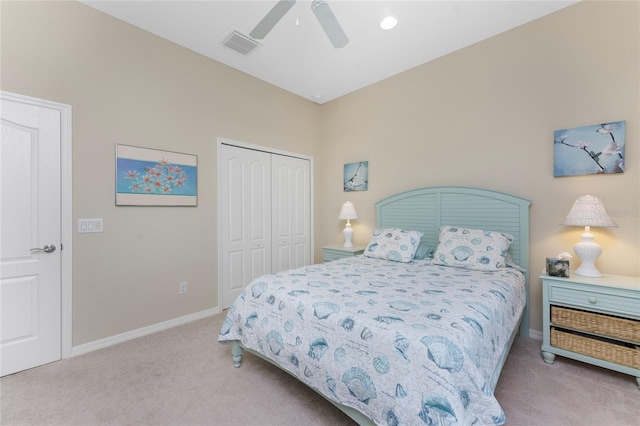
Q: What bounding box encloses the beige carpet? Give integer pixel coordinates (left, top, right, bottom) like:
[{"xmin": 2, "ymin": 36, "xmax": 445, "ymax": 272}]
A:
[{"xmin": 1, "ymin": 312, "xmax": 638, "ymax": 425}]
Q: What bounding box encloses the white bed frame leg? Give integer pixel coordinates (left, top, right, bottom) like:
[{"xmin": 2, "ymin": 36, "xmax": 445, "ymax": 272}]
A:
[{"xmin": 231, "ymin": 341, "xmax": 243, "ymax": 368}]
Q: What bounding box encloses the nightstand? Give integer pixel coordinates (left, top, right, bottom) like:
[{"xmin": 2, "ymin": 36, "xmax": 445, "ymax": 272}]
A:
[
  {"xmin": 321, "ymin": 244, "xmax": 365, "ymax": 262},
  {"xmin": 540, "ymin": 272, "xmax": 640, "ymax": 388}
]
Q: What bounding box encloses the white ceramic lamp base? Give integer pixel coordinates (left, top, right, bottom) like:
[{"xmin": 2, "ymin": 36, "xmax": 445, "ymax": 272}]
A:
[
  {"xmin": 573, "ymin": 231, "xmax": 602, "ymax": 277},
  {"xmin": 343, "ymin": 221, "xmax": 354, "ymax": 248}
]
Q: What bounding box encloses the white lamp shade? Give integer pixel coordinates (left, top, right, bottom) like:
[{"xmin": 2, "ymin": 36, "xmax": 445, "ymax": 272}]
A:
[
  {"xmin": 338, "ymin": 201, "xmax": 358, "ymax": 220},
  {"xmin": 561, "ymin": 195, "xmax": 617, "ymax": 277},
  {"xmin": 560, "ymin": 195, "xmax": 617, "ymax": 227}
]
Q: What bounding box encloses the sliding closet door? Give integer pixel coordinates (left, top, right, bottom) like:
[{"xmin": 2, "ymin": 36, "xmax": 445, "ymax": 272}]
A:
[
  {"xmin": 220, "ymin": 144, "xmax": 271, "ymax": 308},
  {"xmin": 271, "ymin": 155, "xmax": 311, "ymax": 273}
]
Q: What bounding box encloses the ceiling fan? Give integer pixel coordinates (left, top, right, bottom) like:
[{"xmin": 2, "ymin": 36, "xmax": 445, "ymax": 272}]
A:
[{"xmin": 249, "ymin": 0, "xmax": 349, "ymax": 49}]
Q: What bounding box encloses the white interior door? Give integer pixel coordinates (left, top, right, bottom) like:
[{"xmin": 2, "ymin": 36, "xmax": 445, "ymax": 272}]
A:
[
  {"xmin": 271, "ymin": 155, "xmax": 311, "ymax": 272},
  {"xmin": 220, "ymin": 144, "xmax": 271, "ymax": 308},
  {"xmin": 1, "ymin": 95, "xmax": 62, "ymax": 376}
]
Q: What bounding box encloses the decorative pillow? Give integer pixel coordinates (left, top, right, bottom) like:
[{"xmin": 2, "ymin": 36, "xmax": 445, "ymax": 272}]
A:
[
  {"xmin": 413, "ymin": 240, "xmax": 433, "ymax": 260},
  {"xmin": 432, "ymin": 226, "xmax": 514, "ymax": 271},
  {"xmin": 364, "ymin": 228, "xmax": 423, "ymax": 263}
]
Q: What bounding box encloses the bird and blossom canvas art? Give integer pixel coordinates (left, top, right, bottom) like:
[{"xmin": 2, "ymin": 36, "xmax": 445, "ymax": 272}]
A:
[
  {"xmin": 116, "ymin": 144, "xmax": 197, "ymax": 206},
  {"xmin": 343, "ymin": 161, "xmax": 368, "ymax": 191},
  {"xmin": 554, "ymin": 121, "xmax": 625, "ymax": 177}
]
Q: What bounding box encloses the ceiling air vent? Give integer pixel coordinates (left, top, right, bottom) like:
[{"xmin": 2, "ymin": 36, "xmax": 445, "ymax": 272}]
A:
[{"xmin": 221, "ymin": 30, "xmax": 260, "ymax": 55}]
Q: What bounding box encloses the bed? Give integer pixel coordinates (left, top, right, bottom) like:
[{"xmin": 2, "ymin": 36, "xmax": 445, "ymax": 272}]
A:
[{"xmin": 218, "ymin": 186, "xmax": 530, "ymax": 425}]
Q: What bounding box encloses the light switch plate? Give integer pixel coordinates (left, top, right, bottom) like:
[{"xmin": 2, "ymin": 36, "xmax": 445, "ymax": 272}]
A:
[{"xmin": 78, "ymin": 218, "xmax": 104, "ymax": 233}]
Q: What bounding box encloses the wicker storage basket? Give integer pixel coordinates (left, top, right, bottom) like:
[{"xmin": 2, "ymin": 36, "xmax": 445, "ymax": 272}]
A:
[
  {"xmin": 551, "ymin": 306, "xmax": 640, "ymax": 343},
  {"xmin": 551, "ymin": 328, "xmax": 640, "ymax": 369}
]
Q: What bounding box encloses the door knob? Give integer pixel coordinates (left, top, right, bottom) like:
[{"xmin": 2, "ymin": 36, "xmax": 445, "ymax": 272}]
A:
[{"xmin": 30, "ymin": 244, "xmax": 56, "ymax": 253}]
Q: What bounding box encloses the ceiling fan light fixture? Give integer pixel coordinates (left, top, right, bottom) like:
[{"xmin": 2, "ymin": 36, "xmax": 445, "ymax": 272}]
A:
[{"xmin": 380, "ymin": 15, "xmax": 398, "ymax": 30}]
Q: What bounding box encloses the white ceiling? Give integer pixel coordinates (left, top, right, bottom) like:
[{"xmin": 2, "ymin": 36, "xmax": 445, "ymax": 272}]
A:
[{"xmin": 81, "ymin": 0, "xmax": 578, "ymax": 104}]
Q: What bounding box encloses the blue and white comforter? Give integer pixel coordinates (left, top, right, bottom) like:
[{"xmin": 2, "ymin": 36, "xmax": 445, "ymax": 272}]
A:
[{"xmin": 218, "ymin": 256, "xmax": 525, "ymax": 426}]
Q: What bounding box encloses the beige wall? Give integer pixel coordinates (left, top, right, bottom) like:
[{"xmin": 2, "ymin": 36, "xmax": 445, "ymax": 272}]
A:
[
  {"xmin": 1, "ymin": 0, "xmax": 638, "ymax": 345},
  {"xmin": 319, "ymin": 1, "xmax": 639, "ymax": 334},
  {"xmin": 1, "ymin": 1, "xmax": 321, "ymax": 345}
]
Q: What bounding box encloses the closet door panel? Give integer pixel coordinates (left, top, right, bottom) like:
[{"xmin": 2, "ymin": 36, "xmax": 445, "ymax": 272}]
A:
[
  {"xmin": 271, "ymin": 155, "xmax": 311, "ymax": 273},
  {"xmin": 221, "ymin": 145, "xmax": 271, "ymax": 308}
]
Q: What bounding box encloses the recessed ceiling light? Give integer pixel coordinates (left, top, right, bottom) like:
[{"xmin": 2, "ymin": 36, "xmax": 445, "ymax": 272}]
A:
[{"xmin": 380, "ymin": 16, "xmax": 398, "ymax": 30}]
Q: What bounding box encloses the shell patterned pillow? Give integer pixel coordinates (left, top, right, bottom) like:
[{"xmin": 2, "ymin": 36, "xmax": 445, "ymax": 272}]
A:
[
  {"xmin": 364, "ymin": 228, "xmax": 423, "ymax": 263},
  {"xmin": 432, "ymin": 226, "xmax": 514, "ymax": 271}
]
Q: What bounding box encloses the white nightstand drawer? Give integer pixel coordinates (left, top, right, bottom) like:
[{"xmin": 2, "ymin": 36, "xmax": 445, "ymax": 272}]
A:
[{"xmin": 549, "ymin": 285, "xmax": 639, "ymax": 318}]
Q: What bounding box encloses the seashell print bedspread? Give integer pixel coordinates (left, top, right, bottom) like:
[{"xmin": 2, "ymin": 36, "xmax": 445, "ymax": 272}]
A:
[{"xmin": 218, "ymin": 256, "xmax": 526, "ymax": 426}]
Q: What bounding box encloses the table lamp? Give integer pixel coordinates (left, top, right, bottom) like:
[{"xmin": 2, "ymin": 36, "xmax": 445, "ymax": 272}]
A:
[
  {"xmin": 560, "ymin": 195, "xmax": 617, "ymax": 277},
  {"xmin": 338, "ymin": 201, "xmax": 358, "ymax": 248}
]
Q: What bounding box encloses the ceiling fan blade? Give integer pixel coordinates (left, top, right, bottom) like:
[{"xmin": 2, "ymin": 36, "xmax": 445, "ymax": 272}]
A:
[
  {"xmin": 250, "ymin": 0, "xmax": 296, "ymax": 40},
  {"xmin": 311, "ymin": 0, "xmax": 349, "ymax": 48}
]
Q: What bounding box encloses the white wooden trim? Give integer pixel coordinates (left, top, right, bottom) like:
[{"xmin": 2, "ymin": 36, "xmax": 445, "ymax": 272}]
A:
[
  {"xmin": 529, "ymin": 329, "xmax": 543, "ymax": 340},
  {"xmin": 218, "ymin": 137, "xmax": 314, "ymax": 162},
  {"xmin": 216, "ymin": 137, "xmax": 315, "ymax": 310},
  {"xmin": 71, "ymin": 307, "xmax": 220, "ymax": 356},
  {"xmin": 0, "ymin": 91, "xmax": 73, "ymax": 360},
  {"xmin": 60, "ymin": 99, "xmax": 73, "ymax": 359}
]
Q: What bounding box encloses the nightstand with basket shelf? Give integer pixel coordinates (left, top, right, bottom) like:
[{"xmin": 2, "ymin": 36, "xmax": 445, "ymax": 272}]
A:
[{"xmin": 540, "ymin": 272, "xmax": 640, "ymax": 389}]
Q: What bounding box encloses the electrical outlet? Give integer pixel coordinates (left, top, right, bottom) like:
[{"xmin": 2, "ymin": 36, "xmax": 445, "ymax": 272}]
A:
[{"xmin": 178, "ymin": 281, "xmax": 188, "ymax": 295}]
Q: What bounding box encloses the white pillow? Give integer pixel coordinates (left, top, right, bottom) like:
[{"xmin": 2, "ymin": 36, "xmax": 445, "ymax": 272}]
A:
[
  {"xmin": 364, "ymin": 228, "xmax": 423, "ymax": 263},
  {"xmin": 432, "ymin": 226, "xmax": 514, "ymax": 271}
]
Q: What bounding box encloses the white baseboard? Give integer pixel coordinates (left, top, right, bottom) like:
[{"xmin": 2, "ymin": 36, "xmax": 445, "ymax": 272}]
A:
[
  {"xmin": 71, "ymin": 307, "xmax": 221, "ymax": 357},
  {"xmin": 70, "ymin": 308, "xmax": 541, "ymax": 356},
  {"xmin": 529, "ymin": 329, "xmax": 543, "ymax": 340}
]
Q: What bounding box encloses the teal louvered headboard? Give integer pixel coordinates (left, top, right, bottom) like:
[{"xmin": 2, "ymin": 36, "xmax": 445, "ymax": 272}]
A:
[{"xmin": 376, "ymin": 186, "xmax": 531, "ymax": 337}]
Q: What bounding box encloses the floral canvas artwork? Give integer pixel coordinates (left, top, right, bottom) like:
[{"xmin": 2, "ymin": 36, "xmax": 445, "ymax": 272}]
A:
[
  {"xmin": 344, "ymin": 161, "xmax": 368, "ymax": 191},
  {"xmin": 554, "ymin": 121, "xmax": 625, "ymax": 177},
  {"xmin": 116, "ymin": 144, "xmax": 197, "ymax": 206}
]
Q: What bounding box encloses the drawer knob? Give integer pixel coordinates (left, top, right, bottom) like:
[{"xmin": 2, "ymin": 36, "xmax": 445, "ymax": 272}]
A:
[{"xmin": 588, "ymin": 297, "xmax": 597, "ymax": 304}]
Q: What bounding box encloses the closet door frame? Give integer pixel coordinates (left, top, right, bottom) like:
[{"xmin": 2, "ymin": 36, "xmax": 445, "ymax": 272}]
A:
[{"xmin": 216, "ymin": 137, "xmax": 314, "ymax": 309}]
